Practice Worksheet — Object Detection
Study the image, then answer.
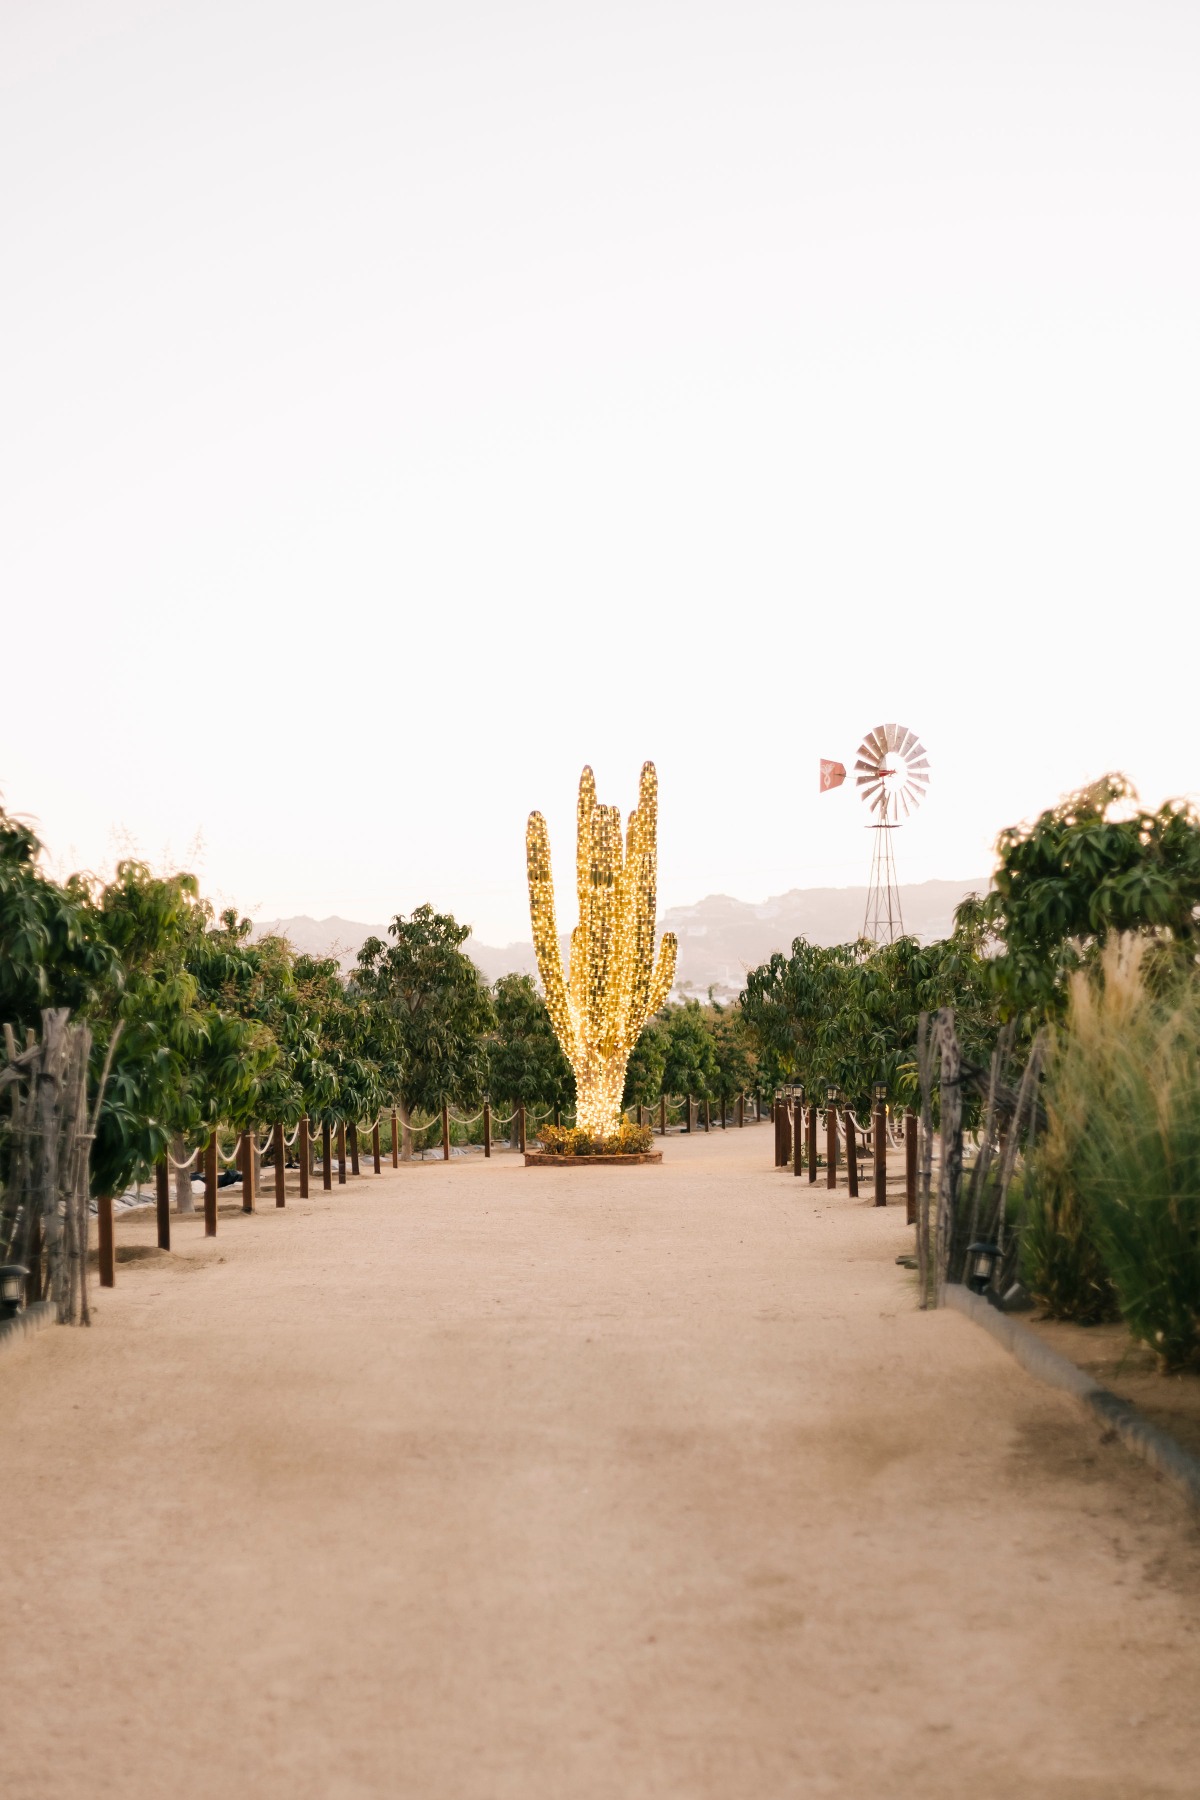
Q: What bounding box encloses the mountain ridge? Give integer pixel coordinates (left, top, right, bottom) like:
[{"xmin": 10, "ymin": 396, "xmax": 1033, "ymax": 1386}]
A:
[{"xmin": 256, "ymin": 877, "xmax": 987, "ymax": 1001}]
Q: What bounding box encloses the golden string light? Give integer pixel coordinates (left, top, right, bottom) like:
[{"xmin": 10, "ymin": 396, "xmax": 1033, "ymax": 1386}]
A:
[{"xmin": 527, "ymin": 762, "xmax": 678, "ymax": 1137}]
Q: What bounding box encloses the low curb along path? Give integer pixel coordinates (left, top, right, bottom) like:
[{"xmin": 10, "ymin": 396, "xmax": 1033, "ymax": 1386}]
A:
[{"xmin": 3, "ymin": 1129, "xmax": 1200, "ymax": 1800}]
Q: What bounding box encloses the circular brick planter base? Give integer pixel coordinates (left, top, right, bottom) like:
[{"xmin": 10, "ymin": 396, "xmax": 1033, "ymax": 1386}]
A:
[{"xmin": 523, "ymin": 1151, "xmax": 663, "ymax": 1167}]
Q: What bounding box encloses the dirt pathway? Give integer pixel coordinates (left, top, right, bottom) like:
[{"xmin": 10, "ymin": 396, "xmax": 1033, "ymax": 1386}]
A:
[{"xmin": 4, "ymin": 1127, "xmax": 1199, "ymax": 1799}]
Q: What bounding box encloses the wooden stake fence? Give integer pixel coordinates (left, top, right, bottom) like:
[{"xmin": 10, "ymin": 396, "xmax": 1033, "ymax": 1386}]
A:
[{"xmin": 274, "ymin": 1121, "xmax": 286, "ymax": 1206}]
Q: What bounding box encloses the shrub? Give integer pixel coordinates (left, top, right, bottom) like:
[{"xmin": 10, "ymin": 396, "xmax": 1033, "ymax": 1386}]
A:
[{"xmin": 537, "ymin": 1122, "xmax": 655, "ymax": 1156}]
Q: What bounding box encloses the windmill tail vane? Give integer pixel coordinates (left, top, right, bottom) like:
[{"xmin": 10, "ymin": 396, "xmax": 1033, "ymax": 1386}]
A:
[{"xmin": 819, "ymin": 724, "xmax": 930, "ymax": 944}]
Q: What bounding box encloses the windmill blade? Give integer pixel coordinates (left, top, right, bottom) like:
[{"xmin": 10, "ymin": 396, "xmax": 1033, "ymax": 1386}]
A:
[
  {"xmin": 896, "ymin": 791, "xmax": 911, "ymax": 819},
  {"xmin": 863, "ymin": 726, "xmax": 889, "ymax": 760},
  {"xmin": 895, "ymin": 727, "xmax": 917, "ymax": 759},
  {"xmin": 882, "ymin": 722, "xmax": 899, "ymax": 750},
  {"xmin": 906, "ymin": 756, "xmax": 930, "ymax": 774},
  {"xmin": 854, "ymin": 758, "xmax": 883, "ymax": 776},
  {"xmin": 870, "ymin": 789, "xmax": 885, "ymax": 814}
]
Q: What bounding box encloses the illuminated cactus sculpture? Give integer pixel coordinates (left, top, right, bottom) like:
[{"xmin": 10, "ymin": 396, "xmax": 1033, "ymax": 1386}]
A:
[{"xmin": 527, "ymin": 762, "xmax": 678, "ymax": 1137}]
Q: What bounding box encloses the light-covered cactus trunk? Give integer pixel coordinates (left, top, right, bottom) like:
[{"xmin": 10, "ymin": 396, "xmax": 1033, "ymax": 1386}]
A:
[{"xmin": 527, "ymin": 763, "xmax": 678, "ymax": 1137}]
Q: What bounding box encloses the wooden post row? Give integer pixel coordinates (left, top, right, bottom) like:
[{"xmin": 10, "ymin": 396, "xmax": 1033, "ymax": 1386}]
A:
[
  {"xmin": 337, "ymin": 1121, "xmax": 347, "ymax": 1185},
  {"xmin": 793, "ymin": 1097, "xmax": 804, "ymax": 1178},
  {"xmin": 299, "ymin": 1116, "xmax": 310, "ymax": 1200},
  {"xmin": 349, "ymin": 1122, "xmax": 360, "ymax": 1178},
  {"xmin": 826, "ymin": 1104, "xmax": 837, "ymax": 1190},
  {"xmin": 391, "ymin": 1107, "xmax": 399, "ymax": 1168},
  {"xmin": 274, "ymin": 1121, "xmax": 286, "ymax": 1207},
  {"xmin": 372, "ymin": 1121, "xmax": 381, "ymax": 1175},
  {"xmin": 807, "ymin": 1101, "xmax": 818, "ymax": 1183},
  {"xmin": 322, "ymin": 1121, "xmax": 333, "ymax": 1191}
]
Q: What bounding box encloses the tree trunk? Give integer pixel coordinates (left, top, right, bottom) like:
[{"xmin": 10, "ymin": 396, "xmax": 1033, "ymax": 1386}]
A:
[
  {"xmin": 172, "ymin": 1132, "xmax": 196, "ymax": 1214},
  {"xmin": 398, "ymin": 1096, "xmax": 413, "ymax": 1162}
]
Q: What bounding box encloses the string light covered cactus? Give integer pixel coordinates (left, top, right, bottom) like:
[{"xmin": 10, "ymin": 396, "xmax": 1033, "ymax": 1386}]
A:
[{"xmin": 527, "ymin": 762, "xmax": 678, "ymax": 1137}]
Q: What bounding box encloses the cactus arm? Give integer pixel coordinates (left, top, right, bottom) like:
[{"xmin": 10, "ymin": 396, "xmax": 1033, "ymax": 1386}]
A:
[
  {"xmin": 638, "ymin": 931, "xmax": 678, "ymax": 1030},
  {"xmin": 526, "ymin": 810, "xmax": 578, "ymax": 1063}
]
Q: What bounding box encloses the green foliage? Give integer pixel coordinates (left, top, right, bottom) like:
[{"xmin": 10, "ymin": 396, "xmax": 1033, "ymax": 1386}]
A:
[
  {"xmin": 964, "ymin": 775, "xmax": 1200, "ymax": 1017},
  {"xmin": 739, "ymin": 931, "xmax": 994, "ymax": 1112},
  {"xmin": 537, "ymin": 1121, "xmax": 654, "ymax": 1156},
  {"xmin": 488, "ymin": 973, "xmax": 574, "ymax": 1109},
  {"xmin": 356, "ymin": 905, "xmax": 493, "ymax": 1114},
  {"xmin": 708, "ymin": 1000, "xmax": 757, "ymax": 1099},
  {"xmin": 659, "ymin": 1001, "xmax": 719, "ymax": 1100},
  {"xmin": 0, "ymin": 808, "xmax": 114, "ymax": 1029},
  {"xmin": 622, "ymin": 1018, "xmax": 666, "ymax": 1107}
]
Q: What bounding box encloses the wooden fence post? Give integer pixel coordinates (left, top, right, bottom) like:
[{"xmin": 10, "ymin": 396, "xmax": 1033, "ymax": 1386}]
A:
[
  {"xmin": 773, "ymin": 1095, "xmax": 783, "ymax": 1166},
  {"xmin": 390, "ymin": 1107, "xmax": 399, "ymax": 1168},
  {"xmin": 336, "ymin": 1122, "xmax": 347, "ymax": 1184},
  {"xmin": 793, "ymin": 1096, "xmax": 804, "ymax": 1178},
  {"xmin": 299, "ymin": 1117, "xmax": 310, "ymax": 1199},
  {"xmin": 826, "ymin": 1100, "xmax": 837, "ymax": 1190},
  {"xmin": 517, "ymin": 1103, "xmax": 526, "ymax": 1154},
  {"xmin": 807, "ymin": 1101, "xmax": 818, "ymax": 1183},
  {"xmin": 322, "ymin": 1121, "xmax": 332, "ymax": 1191},
  {"xmin": 274, "ymin": 1122, "xmax": 286, "ymax": 1207},
  {"xmin": 703, "ymin": 1098, "xmax": 711, "ymax": 1131},
  {"xmin": 349, "ymin": 1122, "xmax": 360, "ymax": 1178},
  {"xmin": 155, "ymin": 1157, "xmax": 171, "ymax": 1250},
  {"xmin": 554, "ymin": 1105, "xmax": 561, "ymax": 1128},
  {"xmin": 874, "ymin": 1098, "xmax": 887, "ymax": 1207},
  {"xmin": 720, "ymin": 1092, "xmax": 727, "ymax": 1129},
  {"xmin": 906, "ymin": 1107, "xmax": 918, "ymax": 1225},
  {"xmin": 483, "ymin": 1100, "xmax": 491, "ymax": 1158},
  {"xmin": 98, "ymin": 1193, "xmax": 115, "ymax": 1288},
  {"xmin": 442, "ymin": 1101, "xmax": 451, "ymax": 1161},
  {"xmin": 845, "ymin": 1107, "xmax": 859, "ymax": 1198},
  {"xmin": 372, "ymin": 1121, "xmax": 381, "ymax": 1174},
  {"xmin": 205, "ymin": 1132, "xmax": 218, "ymax": 1236},
  {"xmin": 659, "ymin": 1094, "xmax": 666, "ymax": 1135},
  {"xmin": 240, "ymin": 1130, "xmax": 255, "ymax": 1212},
  {"xmin": 737, "ymin": 1092, "xmax": 744, "ymax": 1128}
]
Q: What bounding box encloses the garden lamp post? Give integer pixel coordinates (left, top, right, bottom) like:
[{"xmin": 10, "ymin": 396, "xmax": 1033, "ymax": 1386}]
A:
[
  {"xmin": 967, "ymin": 1241, "xmax": 1000, "ymax": 1295},
  {"xmin": 825, "ymin": 1084, "xmax": 839, "ymax": 1188}
]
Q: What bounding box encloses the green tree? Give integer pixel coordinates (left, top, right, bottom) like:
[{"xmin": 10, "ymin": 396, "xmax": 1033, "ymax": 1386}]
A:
[
  {"xmin": 488, "ymin": 973, "xmax": 574, "ymax": 1115},
  {"xmin": 356, "ymin": 905, "xmax": 493, "ymax": 1146},
  {"xmin": 963, "ymin": 774, "xmax": 1200, "ymax": 1017},
  {"xmin": 622, "ymin": 1016, "xmax": 667, "ymax": 1109},
  {"xmin": 659, "ymin": 1002, "xmax": 719, "ymax": 1118}
]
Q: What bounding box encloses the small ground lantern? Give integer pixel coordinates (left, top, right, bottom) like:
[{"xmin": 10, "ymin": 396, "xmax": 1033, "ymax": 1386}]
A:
[
  {"xmin": 873, "ymin": 1080, "xmax": 888, "ymax": 1108},
  {"xmin": 826, "ymin": 1083, "xmax": 839, "ymax": 1106},
  {"xmin": 1, "ymin": 1264, "xmax": 29, "ymax": 1320},
  {"xmin": 967, "ymin": 1241, "xmax": 1000, "ymax": 1294}
]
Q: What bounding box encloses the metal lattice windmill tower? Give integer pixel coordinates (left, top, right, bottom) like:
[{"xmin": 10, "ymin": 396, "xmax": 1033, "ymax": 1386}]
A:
[{"xmin": 854, "ymin": 723, "xmax": 930, "ymax": 943}]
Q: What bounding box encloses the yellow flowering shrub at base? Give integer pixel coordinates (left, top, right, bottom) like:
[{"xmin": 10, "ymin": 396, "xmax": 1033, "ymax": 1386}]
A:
[{"xmin": 537, "ymin": 1122, "xmax": 655, "ymax": 1157}]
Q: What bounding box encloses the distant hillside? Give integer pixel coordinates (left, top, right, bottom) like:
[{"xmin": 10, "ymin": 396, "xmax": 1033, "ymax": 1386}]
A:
[{"xmin": 256, "ymin": 877, "xmax": 986, "ymax": 1002}]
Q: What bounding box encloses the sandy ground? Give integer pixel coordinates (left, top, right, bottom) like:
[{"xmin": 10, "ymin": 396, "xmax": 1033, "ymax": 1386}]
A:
[{"xmin": 4, "ymin": 1126, "xmax": 1200, "ymax": 1800}]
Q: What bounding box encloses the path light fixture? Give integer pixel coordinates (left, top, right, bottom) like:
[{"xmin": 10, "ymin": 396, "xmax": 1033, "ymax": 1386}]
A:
[
  {"xmin": 873, "ymin": 1080, "xmax": 888, "ymax": 1108},
  {"xmin": 0, "ymin": 1264, "xmax": 28, "ymax": 1320},
  {"xmin": 967, "ymin": 1241, "xmax": 1000, "ymax": 1295},
  {"xmin": 826, "ymin": 1083, "xmax": 840, "ymax": 1105}
]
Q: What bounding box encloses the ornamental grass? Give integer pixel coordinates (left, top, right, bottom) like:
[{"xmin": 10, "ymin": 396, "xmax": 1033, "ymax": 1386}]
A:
[{"xmin": 1029, "ymin": 936, "xmax": 1200, "ymax": 1369}]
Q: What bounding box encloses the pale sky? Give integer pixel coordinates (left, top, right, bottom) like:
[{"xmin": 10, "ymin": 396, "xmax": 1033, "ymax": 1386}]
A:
[{"xmin": 4, "ymin": 1, "xmax": 1198, "ymax": 943}]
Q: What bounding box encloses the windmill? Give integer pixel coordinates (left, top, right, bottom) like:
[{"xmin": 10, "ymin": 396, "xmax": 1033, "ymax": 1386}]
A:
[
  {"xmin": 855, "ymin": 723, "xmax": 929, "ymax": 941},
  {"xmin": 820, "ymin": 725, "xmax": 930, "ymax": 943}
]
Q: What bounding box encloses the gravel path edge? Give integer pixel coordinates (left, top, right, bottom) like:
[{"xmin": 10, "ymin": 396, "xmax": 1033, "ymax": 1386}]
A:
[{"xmin": 944, "ymin": 1282, "xmax": 1200, "ymax": 1509}]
